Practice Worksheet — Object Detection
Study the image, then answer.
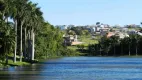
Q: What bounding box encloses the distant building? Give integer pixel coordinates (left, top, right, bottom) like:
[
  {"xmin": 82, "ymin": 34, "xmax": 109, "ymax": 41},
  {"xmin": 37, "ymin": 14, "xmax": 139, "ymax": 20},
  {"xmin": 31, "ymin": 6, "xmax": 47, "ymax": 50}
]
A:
[
  {"xmin": 137, "ymin": 32, "xmax": 142, "ymax": 36},
  {"xmin": 63, "ymin": 35, "xmax": 78, "ymax": 46},
  {"xmin": 107, "ymin": 32, "xmax": 115, "ymax": 38},
  {"xmin": 107, "ymin": 32, "xmax": 129, "ymax": 39},
  {"xmin": 115, "ymin": 32, "xmax": 129, "ymax": 39}
]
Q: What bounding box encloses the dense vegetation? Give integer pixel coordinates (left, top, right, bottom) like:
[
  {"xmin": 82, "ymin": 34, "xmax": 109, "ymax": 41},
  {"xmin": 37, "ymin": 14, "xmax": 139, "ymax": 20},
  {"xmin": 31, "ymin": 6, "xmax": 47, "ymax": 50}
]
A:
[
  {"xmin": 1, "ymin": 0, "xmax": 142, "ymax": 68},
  {"xmin": 0, "ymin": 0, "xmax": 77, "ymax": 66},
  {"xmin": 88, "ymin": 34, "xmax": 142, "ymax": 56},
  {"xmin": 66, "ymin": 27, "xmax": 90, "ymax": 36}
]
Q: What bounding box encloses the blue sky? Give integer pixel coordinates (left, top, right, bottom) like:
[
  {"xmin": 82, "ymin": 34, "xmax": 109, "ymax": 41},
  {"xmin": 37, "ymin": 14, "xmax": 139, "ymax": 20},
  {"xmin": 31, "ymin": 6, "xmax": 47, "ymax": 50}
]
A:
[{"xmin": 31, "ymin": 0, "xmax": 142, "ymax": 26}]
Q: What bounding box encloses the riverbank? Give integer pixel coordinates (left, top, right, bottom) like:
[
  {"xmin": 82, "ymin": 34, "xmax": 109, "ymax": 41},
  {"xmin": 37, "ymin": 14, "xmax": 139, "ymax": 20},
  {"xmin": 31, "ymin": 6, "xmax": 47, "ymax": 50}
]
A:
[
  {"xmin": 0, "ymin": 60, "xmax": 30, "ymax": 68},
  {"xmin": 1, "ymin": 57, "xmax": 142, "ymax": 80},
  {"xmin": 1, "ymin": 55, "xmax": 142, "ymax": 68},
  {"xmin": 0, "ymin": 56, "xmax": 65, "ymax": 68}
]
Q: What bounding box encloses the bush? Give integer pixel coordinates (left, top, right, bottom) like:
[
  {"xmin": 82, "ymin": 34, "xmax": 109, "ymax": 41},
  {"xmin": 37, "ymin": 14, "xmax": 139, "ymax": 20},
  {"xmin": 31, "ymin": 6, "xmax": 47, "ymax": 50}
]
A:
[{"xmin": 60, "ymin": 48, "xmax": 79, "ymax": 56}]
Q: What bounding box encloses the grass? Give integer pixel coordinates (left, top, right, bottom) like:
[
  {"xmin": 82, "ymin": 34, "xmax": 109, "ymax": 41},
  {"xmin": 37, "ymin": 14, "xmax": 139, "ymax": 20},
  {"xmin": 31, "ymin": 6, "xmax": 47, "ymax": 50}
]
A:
[
  {"xmin": 0, "ymin": 59, "xmax": 31, "ymax": 68},
  {"xmin": 78, "ymin": 35, "xmax": 98, "ymax": 46},
  {"xmin": 7, "ymin": 60, "xmax": 30, "ymax": 66},
  {"xmin": 0, "ymin": 54, "xmax": 32, "ymax": 68},
  {"xmin": 67, "ymin": 35, "xmax": 98, "ymax": 56},
  {"xmin": 67, "ymin": 46, "xmax": 77, "ymax": 50}
]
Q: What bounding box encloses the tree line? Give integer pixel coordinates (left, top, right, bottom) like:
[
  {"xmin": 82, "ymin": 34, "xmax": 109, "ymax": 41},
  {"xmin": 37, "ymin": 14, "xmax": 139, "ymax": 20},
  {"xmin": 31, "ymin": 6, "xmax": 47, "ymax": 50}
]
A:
[
  {"xmin": 0, "ymin": 0, "xmax": 73, "ymax": 64},
  {"xmin": 88, "ymin": 34, "xmax": 142, "ymax": 56}
]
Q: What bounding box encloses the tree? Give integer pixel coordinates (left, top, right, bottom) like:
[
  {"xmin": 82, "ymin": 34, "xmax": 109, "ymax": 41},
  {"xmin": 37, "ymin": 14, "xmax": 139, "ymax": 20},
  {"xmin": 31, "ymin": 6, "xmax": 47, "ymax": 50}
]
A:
[
  {"xmin": 134, "ymin": 35, "xmax": 140, "ymax": 56},
  {"xmin": 68, "ymin": 30, "xmax": 76, "ymax": 35},
  {"xmin": 109, "ymin": 36, "xmax": 119, "ymax": 56},
  {"xmin": 96, "ymin": 22, "xmax": 100, "ymax": 25},
  {"xmin": 101, "ymin": 36, "xmax": 111, "ymax": 56},
  {"xmin": 0, "ymin": 0, "xmax": 70, "ymax": 63},
  {"xmin": 0, "ymin": 22, "xmax": 15, "ymax": 63},
  {"xmin": 120, "ymin": 39, "xmax": 124, "ymax": 56}
]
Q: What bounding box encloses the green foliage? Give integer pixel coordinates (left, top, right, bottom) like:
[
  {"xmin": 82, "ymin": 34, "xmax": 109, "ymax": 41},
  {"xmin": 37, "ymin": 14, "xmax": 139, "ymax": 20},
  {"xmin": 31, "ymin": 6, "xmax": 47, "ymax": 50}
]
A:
[
  {"xmin": 60, "ymin": 48, "xmax": 79, "ymax": 56},
  {"xmin": 77, "ymin": 44, "xmax": 85, "ymax": 50},
  {"xmin": 68, "ymin": 30, "xmax": 76, "ymax": 35},
  {"xmin": 88, "ymin": 34, "xmax": 142, "ymax": 56},
  {"xmin": 0, "ymin": 21, "xmax": 15, "ymax": 61},
  {"xmin": 35, "ymin": 22, "xmax": 65, "ymax": 59},
  {"xmin": 0, "ymin": 0, "xmax": 79, "ymax": 64},
  {"xmin": 67, "ymin": 27, "xmax": 90, "ymax": 36}
]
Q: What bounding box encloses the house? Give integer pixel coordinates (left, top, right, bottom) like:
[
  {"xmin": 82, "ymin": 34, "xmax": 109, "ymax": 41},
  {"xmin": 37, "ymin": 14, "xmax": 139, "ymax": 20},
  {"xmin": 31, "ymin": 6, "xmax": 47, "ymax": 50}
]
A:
[
  {"xmin": 107, "ymin": 32, "xmax": 129, "ymax": 39},
  {"xmin": 115, "ymin": 32, "xmax": 129, "ymax": 39},
  {"xmin": 95, "ymin": 24, "xmax": 110, "ymax": 33},
  {"xmin": 107, "ymin": 32, "xmax": 115, "ymax": 38},
  {"xmin": 137, "ymin": 32, "xmax": 142, "ymax": 36},
  {"xmin": 63, "ymin": 35, "xmax": 78, "ymax": 46}
]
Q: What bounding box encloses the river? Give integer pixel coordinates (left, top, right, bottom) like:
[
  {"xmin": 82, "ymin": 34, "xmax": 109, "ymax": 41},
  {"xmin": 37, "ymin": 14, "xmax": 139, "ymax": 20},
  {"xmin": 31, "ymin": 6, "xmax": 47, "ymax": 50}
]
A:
[{"xmin": 0, "ymin": 57, "xmax": 142, "ymax": 80}]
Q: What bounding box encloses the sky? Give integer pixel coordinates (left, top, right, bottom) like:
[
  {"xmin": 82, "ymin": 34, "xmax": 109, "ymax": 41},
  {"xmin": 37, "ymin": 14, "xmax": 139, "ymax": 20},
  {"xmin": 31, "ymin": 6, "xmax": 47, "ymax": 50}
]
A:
[{"xmin": 31, "ymin": 0, "xmax": 142, "ymax": 26}]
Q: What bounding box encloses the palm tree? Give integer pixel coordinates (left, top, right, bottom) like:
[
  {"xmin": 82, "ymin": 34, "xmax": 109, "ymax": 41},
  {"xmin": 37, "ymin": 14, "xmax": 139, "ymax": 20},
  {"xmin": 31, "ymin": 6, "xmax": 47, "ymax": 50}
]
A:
[
  {"xmin": 132, "ymin": 34, "xmax": 140, "ymax": 56},
  {"xmin": 110, "ymin": 36, "xmax": 119, "ymax": 56},
  {"xmin": 103, "ymin": 38, "xmax": 111, "ymax": 56},
  {"xmin": 98, "ymin": 41, "xmax": 102, "ymax": 56},
  {"xmin": 15, "ymin": 0, "xmax": 29, "ymax": 62},
  {"xmin": 25, "ymin": 2, "xmax": 44, "ymax": 60},
  {"xmin": 0, "ymin": 0, "xmax": 47, "ymax": 62},
  {"xmin": 9, "ymin": 0, "xmax": 18, "ymax": 63},
  {"xmin": 124, "ymin": 37, "xmax": 131, "ymax": 56},
  {"xmin": 120, "ymin": 39, "xmax": 124, "ymax": 56}
]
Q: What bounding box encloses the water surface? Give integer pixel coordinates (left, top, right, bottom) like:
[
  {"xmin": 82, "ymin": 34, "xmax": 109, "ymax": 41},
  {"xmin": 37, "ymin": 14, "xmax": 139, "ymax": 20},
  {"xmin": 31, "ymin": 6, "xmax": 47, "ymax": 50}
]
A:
[{"xmin": 0, "ymin": 57, "xmax": 142, "ymax": 80}]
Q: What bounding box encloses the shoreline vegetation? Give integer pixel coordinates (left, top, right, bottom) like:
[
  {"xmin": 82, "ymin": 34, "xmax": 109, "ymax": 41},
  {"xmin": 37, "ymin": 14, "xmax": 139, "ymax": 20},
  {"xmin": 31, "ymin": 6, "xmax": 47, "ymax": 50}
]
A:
[
  {"xmin": 0, "ymin": 0, "xmax": 77, "ymax": 68},
  {"xmin": 1, "ymin": 0, "xmax": 142, "ymax": 68},
  {"xmin": 1, "ymin": 55, "xmax": 142, "ymax": 68}
]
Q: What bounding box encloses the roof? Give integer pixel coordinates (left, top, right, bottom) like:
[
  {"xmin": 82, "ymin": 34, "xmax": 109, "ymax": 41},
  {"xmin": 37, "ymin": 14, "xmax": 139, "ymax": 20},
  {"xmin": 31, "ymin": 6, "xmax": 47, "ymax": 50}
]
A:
[{"xmin": 107, "ymin": 32, "xmax": 115, "ymax": 38}]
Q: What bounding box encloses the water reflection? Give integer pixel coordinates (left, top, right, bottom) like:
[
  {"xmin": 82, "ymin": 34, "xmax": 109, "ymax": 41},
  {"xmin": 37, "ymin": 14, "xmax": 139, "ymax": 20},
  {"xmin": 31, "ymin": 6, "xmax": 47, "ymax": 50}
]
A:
[{"xmin": 1, "ymin": 57, "xmax": 142, "ymax": 80}]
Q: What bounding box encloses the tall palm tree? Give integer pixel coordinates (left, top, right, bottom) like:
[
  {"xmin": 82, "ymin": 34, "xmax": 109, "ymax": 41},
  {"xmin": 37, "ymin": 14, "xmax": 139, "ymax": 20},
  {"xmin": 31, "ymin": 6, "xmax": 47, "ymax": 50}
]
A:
[
  {"xmin": 133, "ymin": 34, "xmax": 140, "ymax": 56},
  {"xmin": 120, "ymin": 39, "xmax": 124, "ymax": 56},
  {"xmin": 110, "ymin": 36, "xmax": 119, "ymax": 56},
  {"xmin": 124, "ymin": 37, "xmax": 131, "ymax": 56},
  {"xmin": 8, "ymin": 0, "xmax": 18, "ymax": 63},
  {"xmin": 15, "ymin": 0, "xmax": 29, "ymax": 62},
  {"xmin": 25, "ymin": 2, "xmax": 44, "ymax": 60}
]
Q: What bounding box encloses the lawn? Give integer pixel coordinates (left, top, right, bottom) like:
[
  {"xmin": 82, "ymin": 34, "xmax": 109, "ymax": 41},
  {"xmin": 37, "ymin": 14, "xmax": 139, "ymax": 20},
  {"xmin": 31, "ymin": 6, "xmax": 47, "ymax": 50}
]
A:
[
  {"xmin": 78, "ymin": 35, "xmax": 98, "ymax": 46},
  {"xmin": 0, "ymin": 54, "xmax": 31, "ymax": 68},
  {"xmin": 67, "ymin": 35, "xmax": 98, "ymax": 56}
]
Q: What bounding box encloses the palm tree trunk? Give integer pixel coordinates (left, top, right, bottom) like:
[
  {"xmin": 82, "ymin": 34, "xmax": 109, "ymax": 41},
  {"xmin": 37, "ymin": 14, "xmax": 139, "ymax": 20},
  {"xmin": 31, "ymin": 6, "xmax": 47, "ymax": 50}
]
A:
[
  {"xmin": 14, "ymin": 20, "xmax": 17, "ymax": 63},
  {"xmin": 27, "ymin": 31, "xmax": 30, "ymax": 60},
  {"xmin": 107, "ymin": 51, "xmax": 108, "ymax": 56},
  {"xmin": 121, "ymin": 43, "xmax": 123, "ymax": 56},
  {"xmin": 6, "ymin": 54, "xmax": 8, "ymax": 64},
  {"xmin": 31, "ymin": 29, "xmax": 35, "ymax": 60},
  {"xmin": 136, "ymin": 44, "xmax": 138, "ymax": 56},
  {"xmin": 100, "ymin": 47, "xmax": 101, "ymax": 56},
  {"xmin": 20, "ymin": 21, "xmax": 24, "ymax": 62},
  {"xmin": 129, "ymin": 44, "xmax": 130, "ymax": 56},
  {"xmin": 114, "ymin": 44, "xmax": 115, "ymax": 56},
  {"xmin": 24, "ymin": 27, "xmax": 27, "ymax": 60}
]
